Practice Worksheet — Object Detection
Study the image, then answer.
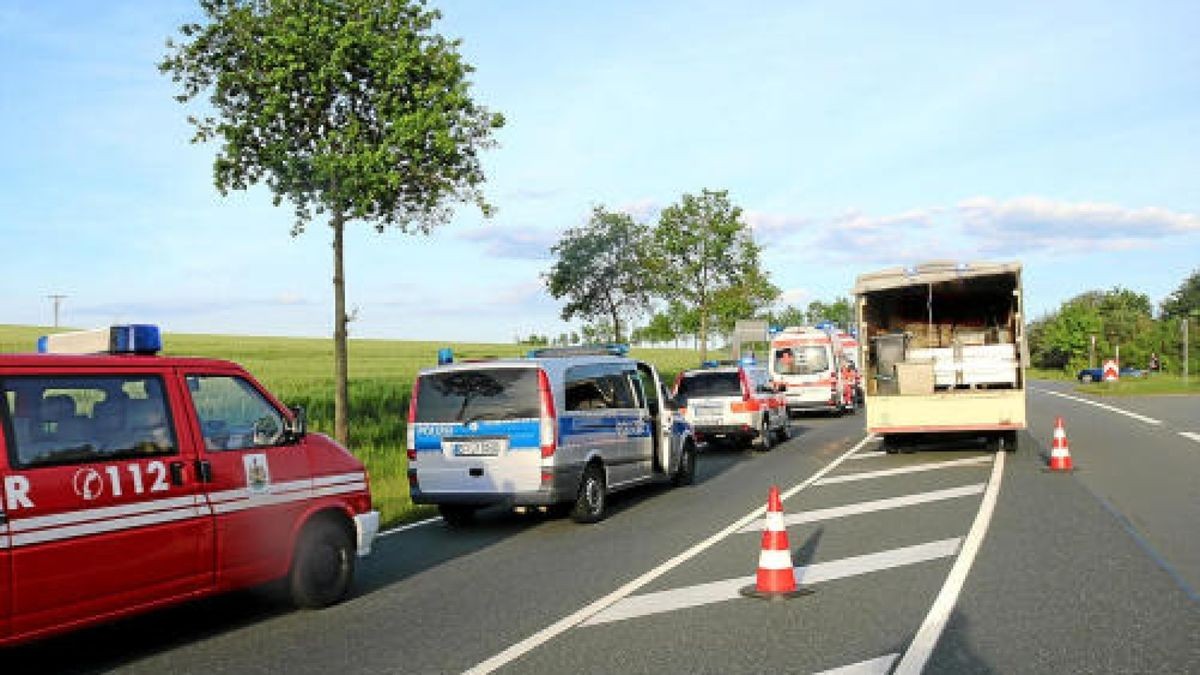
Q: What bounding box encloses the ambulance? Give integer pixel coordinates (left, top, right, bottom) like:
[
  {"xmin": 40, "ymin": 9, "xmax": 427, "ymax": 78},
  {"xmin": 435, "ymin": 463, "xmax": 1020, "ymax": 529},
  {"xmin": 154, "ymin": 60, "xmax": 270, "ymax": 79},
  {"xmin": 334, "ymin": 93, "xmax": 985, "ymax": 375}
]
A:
[
  {"xmin": 0, "ymin": 325, "xmax": 379, "ymax": 646},
  {"xmin": 767, "ymin": 326, "xmax": 851, "ymax": 415}
]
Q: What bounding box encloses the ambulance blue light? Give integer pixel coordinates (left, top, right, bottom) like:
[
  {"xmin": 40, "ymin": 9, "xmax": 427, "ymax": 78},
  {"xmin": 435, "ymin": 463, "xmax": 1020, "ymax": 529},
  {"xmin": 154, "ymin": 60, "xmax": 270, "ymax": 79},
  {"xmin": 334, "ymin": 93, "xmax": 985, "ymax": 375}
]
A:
[
  {"xmin": 701, "ymin": 360, "xmax": 720, "ymax": 368},
  {"xmin": 437, "ymin": 347, "xmax": 454, "ymax": 365},
  {"xmin": 740, "ymin": 355, "xmax": 757, "ymax": 366}
]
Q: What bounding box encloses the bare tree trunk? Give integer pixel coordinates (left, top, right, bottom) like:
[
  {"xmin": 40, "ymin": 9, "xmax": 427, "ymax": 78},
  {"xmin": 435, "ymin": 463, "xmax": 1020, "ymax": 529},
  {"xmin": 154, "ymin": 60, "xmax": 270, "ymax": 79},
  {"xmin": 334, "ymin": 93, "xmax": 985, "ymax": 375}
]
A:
[{"xmin": 332, "ymin": 212, "xmax": 350, "ymax": 447}]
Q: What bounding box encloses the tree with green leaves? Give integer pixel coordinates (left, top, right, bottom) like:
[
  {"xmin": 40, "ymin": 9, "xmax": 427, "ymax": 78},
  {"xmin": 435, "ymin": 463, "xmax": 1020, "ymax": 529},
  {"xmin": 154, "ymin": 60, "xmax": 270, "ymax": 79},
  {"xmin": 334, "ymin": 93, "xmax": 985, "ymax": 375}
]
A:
[
  {"xmin": 161, "ymin": 0, "xmax": 504, "ymax": 445},
  {"xmin": 651, "ymin": 189, "xmax": 778, "ymax": 360},
  {"xmin": 1161, "ymin": 269, "xmax": 1200, "ymax": 319},
  {"xmin": 544, "ymin": 206, "xmax": 653, "ymax": 343}
]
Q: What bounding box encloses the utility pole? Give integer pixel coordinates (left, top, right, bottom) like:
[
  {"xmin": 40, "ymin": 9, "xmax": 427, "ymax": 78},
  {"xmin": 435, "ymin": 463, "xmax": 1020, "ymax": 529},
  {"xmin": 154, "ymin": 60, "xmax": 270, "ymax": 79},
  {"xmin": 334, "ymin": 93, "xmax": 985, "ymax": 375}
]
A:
[{"xmin": 46, "ymin": 294, "xmax": 67, "ymax": 328}]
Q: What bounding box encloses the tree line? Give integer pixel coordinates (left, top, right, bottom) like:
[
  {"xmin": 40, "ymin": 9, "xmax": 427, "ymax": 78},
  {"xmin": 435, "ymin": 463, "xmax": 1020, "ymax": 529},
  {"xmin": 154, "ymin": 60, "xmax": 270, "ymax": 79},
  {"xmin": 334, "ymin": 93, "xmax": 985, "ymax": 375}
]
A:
[{"xmin": 1028, "ymin": 269, "xmax": 1200, "ymax": 374}]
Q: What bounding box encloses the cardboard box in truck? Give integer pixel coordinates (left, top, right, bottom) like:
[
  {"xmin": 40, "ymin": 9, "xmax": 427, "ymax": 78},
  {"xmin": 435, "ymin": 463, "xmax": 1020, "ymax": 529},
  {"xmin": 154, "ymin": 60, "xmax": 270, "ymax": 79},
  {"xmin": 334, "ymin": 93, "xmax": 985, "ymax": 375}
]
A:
[{"xmin": 854, "ymin": 261, "xmax": 1027, "ymax": 453}]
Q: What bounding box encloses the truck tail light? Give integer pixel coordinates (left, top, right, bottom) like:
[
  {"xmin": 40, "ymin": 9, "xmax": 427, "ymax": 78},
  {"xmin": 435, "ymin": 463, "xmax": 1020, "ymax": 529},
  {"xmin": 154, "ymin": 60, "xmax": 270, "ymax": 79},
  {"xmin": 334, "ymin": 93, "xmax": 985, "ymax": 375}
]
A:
[
  {"xmin": 406, "ymin": 376, "xmax": 420, "ymax": 461},
  {"xmin": 538, "ymin": 369, "xmax": 557, "ymax": 458}
]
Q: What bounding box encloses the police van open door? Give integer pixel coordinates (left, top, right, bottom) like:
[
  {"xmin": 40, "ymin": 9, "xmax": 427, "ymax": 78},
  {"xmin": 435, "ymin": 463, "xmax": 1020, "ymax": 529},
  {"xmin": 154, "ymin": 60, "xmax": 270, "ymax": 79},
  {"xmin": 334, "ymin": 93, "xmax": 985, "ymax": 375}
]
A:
[{"xmin": 636, "ymin": 362, "xmax": 675, "ymax": 475}]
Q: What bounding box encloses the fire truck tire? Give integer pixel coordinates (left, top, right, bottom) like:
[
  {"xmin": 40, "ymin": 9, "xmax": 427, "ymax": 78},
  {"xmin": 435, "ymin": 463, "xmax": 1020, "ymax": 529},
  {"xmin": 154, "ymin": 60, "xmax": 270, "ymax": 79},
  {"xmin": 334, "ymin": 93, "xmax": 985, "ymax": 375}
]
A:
[
  {"xmin": 289, "ymin": 518, "xmax": 355, "ymax": 609},
  {"xmin": 672, "ymin": 442, "xmax": 696, "ymax": 487},
  {"xmin": 571, "ymin": 463, "xmax": 607, "ymax": 523}
]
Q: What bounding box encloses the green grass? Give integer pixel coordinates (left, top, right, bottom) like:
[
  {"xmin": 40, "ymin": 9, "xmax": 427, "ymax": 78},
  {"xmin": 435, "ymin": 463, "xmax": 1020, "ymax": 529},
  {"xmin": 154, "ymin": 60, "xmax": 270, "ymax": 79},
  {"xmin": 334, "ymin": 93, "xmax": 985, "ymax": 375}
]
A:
[
  {"xmin": 1, "ymin": 325, "xmax": 709, "ymax": 528},
  {"xmin": 1028, "ymin": 365, "xmax": 1200, "ymax": 395}
]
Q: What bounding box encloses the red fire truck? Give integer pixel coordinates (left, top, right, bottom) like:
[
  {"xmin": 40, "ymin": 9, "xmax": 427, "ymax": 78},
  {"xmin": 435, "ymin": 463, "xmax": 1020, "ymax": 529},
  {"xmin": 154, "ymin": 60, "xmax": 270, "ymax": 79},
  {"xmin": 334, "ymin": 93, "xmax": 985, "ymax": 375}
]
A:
[{"xmin": 0, "ymin": 325, "xmax": 379, "ymax": 646}]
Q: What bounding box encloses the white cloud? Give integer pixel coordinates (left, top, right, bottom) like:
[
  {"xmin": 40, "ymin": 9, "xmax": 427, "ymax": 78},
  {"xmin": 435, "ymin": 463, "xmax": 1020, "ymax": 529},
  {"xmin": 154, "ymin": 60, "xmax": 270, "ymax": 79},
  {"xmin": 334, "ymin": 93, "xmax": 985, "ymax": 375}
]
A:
[
  {"xmin": 617, "ymin": 198, "xmax": 662, "ymax": 222},
  {"xmin": 958, "ymin": 196, "xmax": 1200, "ymax": 256},
  {"xmin": 754, "ymin": 198, "xmax": 1198, "ymax": 265},
  {"xmin": 455, "ymin": 224, "xmax": 559, "ymax": 260}
]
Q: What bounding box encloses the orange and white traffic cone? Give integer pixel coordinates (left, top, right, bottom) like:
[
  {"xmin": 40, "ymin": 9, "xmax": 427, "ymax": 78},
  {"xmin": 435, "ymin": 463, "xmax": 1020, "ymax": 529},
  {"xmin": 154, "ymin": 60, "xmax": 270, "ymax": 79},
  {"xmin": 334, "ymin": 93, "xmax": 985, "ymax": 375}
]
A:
[
  {"xmin": 1047, "ymin": 416, "xmax": 1074, "ymax": 472},
  {"xmin": 740, "ymin": 485, "xmax": 812, "ymax": 600}
]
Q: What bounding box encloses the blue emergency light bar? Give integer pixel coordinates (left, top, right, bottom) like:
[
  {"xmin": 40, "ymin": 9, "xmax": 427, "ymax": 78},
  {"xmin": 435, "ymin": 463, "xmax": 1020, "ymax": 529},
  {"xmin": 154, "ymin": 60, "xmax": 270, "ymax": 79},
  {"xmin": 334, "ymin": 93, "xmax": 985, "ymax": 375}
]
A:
[
  {"xmin": 37, "ymin": 324, "xmax": 162, "ymax": 355},
  {"xmin": 527, "ymin": 344, "xmax": 630, "ymax": 358}
]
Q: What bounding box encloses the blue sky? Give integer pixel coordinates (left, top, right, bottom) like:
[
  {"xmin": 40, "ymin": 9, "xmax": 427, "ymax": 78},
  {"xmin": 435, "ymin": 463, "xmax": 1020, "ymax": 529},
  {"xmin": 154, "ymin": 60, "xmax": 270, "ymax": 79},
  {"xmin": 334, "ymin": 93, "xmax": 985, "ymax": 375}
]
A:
[{"xmin": 1, "ymin": 1, "xmax": 1197, "ymax": 343}]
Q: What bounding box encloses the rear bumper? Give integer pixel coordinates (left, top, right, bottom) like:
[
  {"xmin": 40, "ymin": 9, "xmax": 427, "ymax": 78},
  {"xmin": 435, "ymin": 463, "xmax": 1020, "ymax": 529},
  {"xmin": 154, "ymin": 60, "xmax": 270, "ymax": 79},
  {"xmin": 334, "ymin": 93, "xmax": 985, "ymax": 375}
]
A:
[
  {"xmin": 409, "ymin": 464, "xmax": 582, "ymax": 507},
  {"xmin": 692, "ymin": 424, "xmax": 759, "ymax": 440}
]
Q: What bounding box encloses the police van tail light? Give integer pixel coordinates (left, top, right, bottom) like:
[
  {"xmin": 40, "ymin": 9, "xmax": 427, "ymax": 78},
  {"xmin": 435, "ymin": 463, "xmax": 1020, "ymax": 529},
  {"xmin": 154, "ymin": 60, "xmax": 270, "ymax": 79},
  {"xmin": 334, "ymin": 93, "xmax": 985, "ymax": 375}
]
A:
[
  {"xmin": 406, "ymin": 377, "xmax": 421, "ymax": 461},
  {"xmin": 538, "ymin": 369, "xmax": 557, "ymax": 458}
]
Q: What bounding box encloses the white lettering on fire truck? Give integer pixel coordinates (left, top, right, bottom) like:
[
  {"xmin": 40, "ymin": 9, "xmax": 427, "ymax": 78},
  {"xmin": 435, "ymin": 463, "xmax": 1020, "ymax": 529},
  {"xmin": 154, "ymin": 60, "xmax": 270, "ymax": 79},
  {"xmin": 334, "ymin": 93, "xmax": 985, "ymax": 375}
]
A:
[{"xmin": 4, "ymin": 475, "xmax": 34, "ymax": 510}]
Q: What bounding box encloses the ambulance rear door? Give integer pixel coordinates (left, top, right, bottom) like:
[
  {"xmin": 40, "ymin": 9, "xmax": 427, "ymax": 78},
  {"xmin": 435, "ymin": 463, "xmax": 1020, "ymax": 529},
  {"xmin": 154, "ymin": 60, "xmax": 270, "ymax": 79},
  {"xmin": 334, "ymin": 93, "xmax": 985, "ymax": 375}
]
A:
[{"xmin": 0, "ymin": 368, "xmax": 213, "ymax": 640}]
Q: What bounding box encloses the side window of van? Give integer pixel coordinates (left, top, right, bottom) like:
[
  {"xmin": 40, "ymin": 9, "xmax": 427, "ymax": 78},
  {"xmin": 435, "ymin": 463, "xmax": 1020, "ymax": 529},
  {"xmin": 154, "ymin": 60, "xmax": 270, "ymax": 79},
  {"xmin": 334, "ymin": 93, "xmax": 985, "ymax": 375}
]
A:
[
  {"xmin": 565, "ymin": 368, "xmax": 637, "ymax": 411},
  {"xmin": 186, "ymin": 375, "xmax": 284, "ymax": 451},
  {"xmin": 0, "ymin": 375, "xmax": 176, "ymax": 468}
]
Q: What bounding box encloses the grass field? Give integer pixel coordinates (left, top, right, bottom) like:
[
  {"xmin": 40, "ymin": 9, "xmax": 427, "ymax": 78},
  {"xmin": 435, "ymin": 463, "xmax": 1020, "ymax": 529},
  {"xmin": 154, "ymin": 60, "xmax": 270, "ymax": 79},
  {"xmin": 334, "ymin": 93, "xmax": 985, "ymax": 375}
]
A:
[
  {"xmin": 0, "ymin": 325, "xmax": 710, "ymax": 528},
  {"xmin": 1029, "ymin": 365, "xmax": 1200, "ymax": 395}
]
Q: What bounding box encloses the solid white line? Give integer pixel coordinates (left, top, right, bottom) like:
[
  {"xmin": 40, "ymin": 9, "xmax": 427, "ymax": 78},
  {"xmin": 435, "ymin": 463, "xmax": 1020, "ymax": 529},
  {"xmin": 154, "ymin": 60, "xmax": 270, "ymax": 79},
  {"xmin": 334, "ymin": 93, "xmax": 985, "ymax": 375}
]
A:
[
  {"xmin": 846, "ymin": 451, "xmax": 889, "ymax": 460},
  {"xmin": 1180, "ymin": 432, "xmax": 1200, "ymax": 444},
  {"xmin": 813, "ymin": 653, "xmax": 900, "ymax": 675},
  {"xmin": 894, "ymin": 446, "xmax": 1006, "ymax": 674},
  {"xmin": 583, "ymin": 538, "xmax": 962, "ymax": 626},
  {"xmin": 737, "ymin": 483, "xmax": 986, "ymax": 533},
  {"xmin": 463, "ymin": 435, "xmax": 876, "ymax": 675},
  {"xmin": 816, "ymin": 455, "xmax": 992, "ymax": 486},
  {"xmin": 377, "ymin": 516, "xmax": 442, "ymax": 538},
  {"xmin": 1035, "ymin": 388, "xmax": 1162, "ymax": 425}
]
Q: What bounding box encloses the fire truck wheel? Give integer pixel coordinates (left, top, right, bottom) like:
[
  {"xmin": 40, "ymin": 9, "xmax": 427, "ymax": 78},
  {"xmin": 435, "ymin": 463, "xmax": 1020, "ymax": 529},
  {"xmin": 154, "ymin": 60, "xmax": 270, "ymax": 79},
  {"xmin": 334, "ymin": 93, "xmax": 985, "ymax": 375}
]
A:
[{"xmin": 289, "ymin": 518, "xmax": 355, "ymax": 609}]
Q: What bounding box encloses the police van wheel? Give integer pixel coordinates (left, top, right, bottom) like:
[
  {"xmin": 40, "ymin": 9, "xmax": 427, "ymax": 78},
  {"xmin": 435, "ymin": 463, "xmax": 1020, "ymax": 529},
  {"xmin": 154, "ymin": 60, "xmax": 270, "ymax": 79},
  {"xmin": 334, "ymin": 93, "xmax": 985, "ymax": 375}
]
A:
[
  {"xmin": 289, "ymin": 518, "xmax": 354, "ymax": 609},
  {"xmin": 672, "ymin": 443, "xmax": 696, "ymax": 487},
  {"xmin": 571, "ymin": 465, "xmax": 607, "ymax": 523}
]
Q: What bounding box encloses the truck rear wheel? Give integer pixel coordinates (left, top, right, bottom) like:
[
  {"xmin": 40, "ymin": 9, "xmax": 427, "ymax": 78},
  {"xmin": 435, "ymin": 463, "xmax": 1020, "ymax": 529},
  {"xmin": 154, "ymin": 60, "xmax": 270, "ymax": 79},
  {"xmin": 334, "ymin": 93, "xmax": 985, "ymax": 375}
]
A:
[{"xmin": 289, "ymin": 518, "xmax": 354, "ymax": 609}]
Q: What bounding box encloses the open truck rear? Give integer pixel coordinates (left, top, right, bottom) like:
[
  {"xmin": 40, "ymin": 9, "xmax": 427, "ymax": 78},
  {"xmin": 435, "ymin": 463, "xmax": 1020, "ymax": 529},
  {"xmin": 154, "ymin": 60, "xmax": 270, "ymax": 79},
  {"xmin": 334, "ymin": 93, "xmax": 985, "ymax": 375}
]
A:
[{"xmin": 854, "ymin": 261, "xmax": 1027, "ymax": 452}]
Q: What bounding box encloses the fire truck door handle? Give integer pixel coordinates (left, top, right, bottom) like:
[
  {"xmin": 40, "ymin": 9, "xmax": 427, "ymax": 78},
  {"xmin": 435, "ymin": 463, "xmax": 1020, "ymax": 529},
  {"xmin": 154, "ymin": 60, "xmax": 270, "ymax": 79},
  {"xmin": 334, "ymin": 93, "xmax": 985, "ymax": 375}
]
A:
[
  {"xmin": 194, "ymin": 459, "xmax": 213, "ymax": 483},
  {"xmin": 169, "ymin": 461, "xmax": 186, "ymax": 486}
]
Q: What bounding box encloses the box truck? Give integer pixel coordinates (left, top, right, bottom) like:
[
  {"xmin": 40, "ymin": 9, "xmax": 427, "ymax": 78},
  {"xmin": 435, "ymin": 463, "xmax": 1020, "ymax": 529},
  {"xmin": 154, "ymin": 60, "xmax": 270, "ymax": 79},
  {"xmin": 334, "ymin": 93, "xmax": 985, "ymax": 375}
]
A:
[{"xmin": 853, "ymin": 261, "xmax": 1026, "ymax": 452}]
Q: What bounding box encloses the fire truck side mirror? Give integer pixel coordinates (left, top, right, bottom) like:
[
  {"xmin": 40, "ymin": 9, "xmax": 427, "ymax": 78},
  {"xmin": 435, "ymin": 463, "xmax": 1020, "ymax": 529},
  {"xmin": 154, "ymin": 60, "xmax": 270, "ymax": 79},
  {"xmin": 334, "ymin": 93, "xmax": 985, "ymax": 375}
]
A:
[{"xmin": 284, "ymin": 405, "xmax": 307, "ymax": 442}]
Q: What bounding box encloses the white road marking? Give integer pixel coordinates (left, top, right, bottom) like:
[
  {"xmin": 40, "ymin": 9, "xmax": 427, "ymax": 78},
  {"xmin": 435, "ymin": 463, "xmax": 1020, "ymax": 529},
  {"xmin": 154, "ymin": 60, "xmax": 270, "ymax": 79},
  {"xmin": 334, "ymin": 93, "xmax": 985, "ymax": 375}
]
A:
[
  {"xmin": 815, "ymin": 455, "xmax": 992, "ymax": 486},
  {"xmin": 894, "ymin": 445, "xmax": 1006, "ymax": 674},
  {"xmin": 813, "ymin": 653, "xmax": 900, "ymax": 675},
  {"xmin": 1034, "ymin": 388, "xmax": 1162, "ymax": 425},
  {"xmin": 847, "ymin": 450, "xmax": 889, "ymax": 460},
  {"xmin": 463, "ymin": 435, "xmax": 876, "ymax": 675},
  {"xmin": 376, "ymin": 516, "xmax": 441, "ymax": 538},
  {"xmin": 737, "ymin": 483, "xmax": 986, "ymax": 533},
  {"xmin": 1180, "ymin": 432, "xmax": 1200, "ymax": 444},
  {"xmin": 583, "ymin": 538, "xmax": 962, "ymax": 626}
]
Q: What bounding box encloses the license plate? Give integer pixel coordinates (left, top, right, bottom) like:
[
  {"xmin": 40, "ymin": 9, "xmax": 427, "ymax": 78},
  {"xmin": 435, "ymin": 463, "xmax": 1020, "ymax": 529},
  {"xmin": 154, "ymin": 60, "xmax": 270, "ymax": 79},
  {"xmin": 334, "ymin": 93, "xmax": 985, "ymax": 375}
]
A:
[{"xmin": 447, "ymin": 438, "xmax": 507, "ymax": 456}]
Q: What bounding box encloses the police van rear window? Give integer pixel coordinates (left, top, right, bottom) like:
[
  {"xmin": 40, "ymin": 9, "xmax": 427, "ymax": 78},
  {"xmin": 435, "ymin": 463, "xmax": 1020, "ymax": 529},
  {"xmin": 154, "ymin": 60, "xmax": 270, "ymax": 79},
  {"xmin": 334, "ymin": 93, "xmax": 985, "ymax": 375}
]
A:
[
  {"xmin": 416, "ymin": 367, "xmax": 540, "ymax": 423},
  {"xmin": 676, "ymin": 372, "xmax": 741, "ymax": 402}
]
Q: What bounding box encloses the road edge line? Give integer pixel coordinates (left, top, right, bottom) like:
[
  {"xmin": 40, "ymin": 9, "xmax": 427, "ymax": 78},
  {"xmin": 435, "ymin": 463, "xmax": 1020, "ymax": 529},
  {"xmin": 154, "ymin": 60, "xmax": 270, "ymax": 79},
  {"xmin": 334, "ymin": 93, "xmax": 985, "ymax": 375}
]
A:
[
  {"xmin": 893, "ymin": 449, "xmax": 1005, "ymax": 674},
  {"xmin": 463, "ymin": 435, "xmax": 875, "ymax": 675}
]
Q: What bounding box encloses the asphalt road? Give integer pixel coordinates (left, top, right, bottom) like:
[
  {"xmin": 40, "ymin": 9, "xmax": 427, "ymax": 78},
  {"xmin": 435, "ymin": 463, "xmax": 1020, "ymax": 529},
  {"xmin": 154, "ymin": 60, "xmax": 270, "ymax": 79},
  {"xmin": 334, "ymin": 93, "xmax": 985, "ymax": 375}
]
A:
[{"xmin": 8, "ymin": 382, "xmax": 1199, "ymax": 674}]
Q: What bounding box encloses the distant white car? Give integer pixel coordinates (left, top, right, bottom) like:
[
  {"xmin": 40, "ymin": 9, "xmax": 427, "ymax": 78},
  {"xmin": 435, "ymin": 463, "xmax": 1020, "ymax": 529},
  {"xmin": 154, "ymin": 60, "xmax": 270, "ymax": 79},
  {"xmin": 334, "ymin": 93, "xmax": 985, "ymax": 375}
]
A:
[{"xmin": 674, "ymin": 362, "xmax": 790, "ymax": 451}]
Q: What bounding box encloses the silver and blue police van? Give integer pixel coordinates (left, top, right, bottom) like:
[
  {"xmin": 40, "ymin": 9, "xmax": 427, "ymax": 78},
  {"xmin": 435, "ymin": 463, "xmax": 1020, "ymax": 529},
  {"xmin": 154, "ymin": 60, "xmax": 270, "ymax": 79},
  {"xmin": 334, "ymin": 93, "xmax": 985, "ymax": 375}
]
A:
[{"xmin": 406, "ymin": 346, "xmax": 695, "ymax": 525}]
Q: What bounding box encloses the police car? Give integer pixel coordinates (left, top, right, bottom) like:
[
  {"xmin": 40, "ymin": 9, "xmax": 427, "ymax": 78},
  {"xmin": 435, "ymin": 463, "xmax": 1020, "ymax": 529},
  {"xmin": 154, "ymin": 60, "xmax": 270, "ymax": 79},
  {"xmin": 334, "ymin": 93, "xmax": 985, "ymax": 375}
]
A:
[
  {"xmin": 674, "ymin": 360, "xmax": 790, "ymax": 450},
  {"xmin": 0, "ymin": 325, "xmax": 379, "ymax": 646},
  {"xmin": 407, "ymin": 345, "xmax": 695, "ymax": 525}
]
